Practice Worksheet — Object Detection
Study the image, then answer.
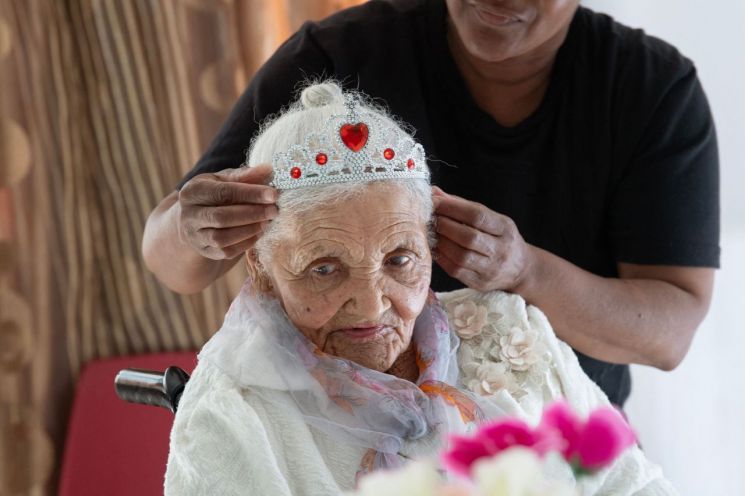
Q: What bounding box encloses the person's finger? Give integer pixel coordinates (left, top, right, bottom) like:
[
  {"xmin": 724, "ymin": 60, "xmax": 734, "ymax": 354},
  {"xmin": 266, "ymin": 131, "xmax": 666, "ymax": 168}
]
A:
[
  {"xmin": 202, "ymin": 235, "xmax": 260, "ymax": 261},
  {"xmin": 431, "ymin": 185, "xmax": 446, "ymax": 196},
  {"xmin": 435, "ymin": 236, "xmax": 489, "ymax": 272},
  {"xmin": 198, "ymin": 223, "xmax": 267, "ymax": 249},
  {"xmin": 435, "ymin": 215, "xmax": 493, "ymax": 256},
  {"xmin": 185, "ymin": 180, "xmax": 278, "ymax": 206},
  {"xmin": 195, "ymin": 204, "xmax": 278, "ymax": 229},
  {"xmin": 433, "ymin": 193, "xmax": 507, "ymax": 236},
  {"xmin": 431, "ymin": 186, "xmax": 446, "ymax": 210},
  {"xmin": 216, "ymin": 163, "xmax": 274, "ymax": 184},
  {"xmin": 434, "ymin": 247, "xmax": 481, "ymax": 287}
]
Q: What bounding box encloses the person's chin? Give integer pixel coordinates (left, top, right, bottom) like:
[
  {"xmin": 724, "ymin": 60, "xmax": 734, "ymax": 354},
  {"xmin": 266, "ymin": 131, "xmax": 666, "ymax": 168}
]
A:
[
  {"xmin": 468, "ymin": 30, "xmax": 524, "ymax": 61},
  {"xmin": 459, "ymin": 15, "xmax": 526, "ymax": 61},
  {"xmin": 331, "ymin": 342, "xmax": 396, "ymax": 372},
  {"xmin": 350, "ymin": 355, "xmax": 393, "ymax": 373},
  {"xmin": 324, "ymin": 328, "xmax": 401, "ymax": 370}
]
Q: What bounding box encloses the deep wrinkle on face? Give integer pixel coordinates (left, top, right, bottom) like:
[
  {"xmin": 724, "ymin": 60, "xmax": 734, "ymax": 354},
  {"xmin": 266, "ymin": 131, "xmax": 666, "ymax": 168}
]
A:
[{"xmin": 267, "ymin": 183, "xmax": 432, "ymax": 374}]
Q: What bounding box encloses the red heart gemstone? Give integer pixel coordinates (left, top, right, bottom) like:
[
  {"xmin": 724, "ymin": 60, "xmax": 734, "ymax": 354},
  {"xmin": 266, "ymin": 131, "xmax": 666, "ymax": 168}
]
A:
[{"xmin": 339, "ymin": 123, "xmax": 369, "ymax": 152}]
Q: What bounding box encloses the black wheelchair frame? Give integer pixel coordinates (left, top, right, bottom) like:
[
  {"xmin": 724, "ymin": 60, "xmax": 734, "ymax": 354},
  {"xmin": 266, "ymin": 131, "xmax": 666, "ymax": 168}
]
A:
[{"xmin": 114, "ymin": 366, "xmax": 190, "ymax": 413}]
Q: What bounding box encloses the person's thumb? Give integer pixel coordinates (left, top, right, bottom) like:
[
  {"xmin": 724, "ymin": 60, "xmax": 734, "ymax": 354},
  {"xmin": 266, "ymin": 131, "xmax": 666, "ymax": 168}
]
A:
[
  {"xmin": 217, "ymin": 163, "xmax": 273, "ymax": 184},
  {"xmin": 431, "ymin": 185, "xmax": 446, "ymax": 196}
]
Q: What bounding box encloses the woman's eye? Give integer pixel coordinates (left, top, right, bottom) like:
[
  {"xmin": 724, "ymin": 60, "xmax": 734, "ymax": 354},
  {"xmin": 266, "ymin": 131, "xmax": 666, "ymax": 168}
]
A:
[
  {"xmin": 311, "ymin": 264, "xmax": 337, "ymax": 276},
  {"xmin": 386, "ymin": 255, "xmax": 411, "ymax": 267}
]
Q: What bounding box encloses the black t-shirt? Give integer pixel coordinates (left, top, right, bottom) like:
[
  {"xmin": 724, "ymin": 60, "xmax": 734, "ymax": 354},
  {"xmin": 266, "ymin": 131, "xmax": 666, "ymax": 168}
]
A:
[{"xmin": 178, "ymin": 0, "xmax": 720, "ymax": 406}]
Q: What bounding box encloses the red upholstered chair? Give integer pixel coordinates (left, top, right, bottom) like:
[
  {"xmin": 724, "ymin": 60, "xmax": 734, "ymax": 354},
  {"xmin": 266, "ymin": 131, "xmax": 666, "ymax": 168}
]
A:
[{"xmin": 59, "ymin": 352, "xmax": 197, "ymax": 496}]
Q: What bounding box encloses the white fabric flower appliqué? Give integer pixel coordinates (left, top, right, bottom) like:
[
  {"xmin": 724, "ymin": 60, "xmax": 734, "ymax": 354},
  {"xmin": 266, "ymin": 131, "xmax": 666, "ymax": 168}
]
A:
[
  {"xmin": 441, "ymin": 290, "xmax": 553, "ymax": 399},
  {"xmin": 449, "ymin": 301, "xmax": 488, "ymax": 339},
  {"xmin": 466, "ymin": 361, "xmax": 518, "ymax": 396},
  {"xmin": 498, "ymin": 326, "xmax": 542, "ymax": 372}
]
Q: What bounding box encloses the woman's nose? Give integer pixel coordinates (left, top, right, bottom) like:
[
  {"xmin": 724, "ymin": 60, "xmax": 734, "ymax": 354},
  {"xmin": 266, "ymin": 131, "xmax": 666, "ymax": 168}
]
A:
[{"xmin": 343, "ymin": 276, "xmax": 391, "ymax": 319}]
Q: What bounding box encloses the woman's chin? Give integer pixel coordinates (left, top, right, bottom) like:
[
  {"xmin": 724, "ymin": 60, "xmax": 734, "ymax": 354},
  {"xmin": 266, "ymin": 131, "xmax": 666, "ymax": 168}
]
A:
[
  {"xmin": 339, "ymin": 351, "xmax": 394, "ymax": 372},
  {"xmin": 324, "ymin": 332, "xmax": 400, "ymax": 371},
  {"xmin": 329, "ymin": 343, "xmax": 397, "ymax": 372}
]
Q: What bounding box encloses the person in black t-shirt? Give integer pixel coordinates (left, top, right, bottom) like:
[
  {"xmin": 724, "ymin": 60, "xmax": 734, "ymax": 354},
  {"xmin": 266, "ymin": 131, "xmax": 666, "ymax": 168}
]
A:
[{"xmin": 142, "ymin": 0, "xmax": 719, "ymax": 407}]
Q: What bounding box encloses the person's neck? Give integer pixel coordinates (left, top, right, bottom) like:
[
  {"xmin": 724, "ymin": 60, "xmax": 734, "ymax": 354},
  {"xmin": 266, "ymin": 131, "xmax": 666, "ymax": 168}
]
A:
[
  {"xmin": 447, "ymin": 20, "xmax": 571, "ymax": 127},
  {"xmin": 387, "ymin": 344, "xmax": 420, "ymax": 383}
]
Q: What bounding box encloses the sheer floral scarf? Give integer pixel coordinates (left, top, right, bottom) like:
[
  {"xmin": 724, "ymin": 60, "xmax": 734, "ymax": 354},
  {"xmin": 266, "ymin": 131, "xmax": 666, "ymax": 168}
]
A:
[{"xmin": 198, "ymin": 282, "xmax": 504, "ymax": 482}]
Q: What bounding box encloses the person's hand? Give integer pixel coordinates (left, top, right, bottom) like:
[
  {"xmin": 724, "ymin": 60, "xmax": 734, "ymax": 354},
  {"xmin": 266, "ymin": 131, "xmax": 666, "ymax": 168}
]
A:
[
  {"xmin": 432, "ymin": 186, "xmax": 534, "ymax": 293},
  {"xmin": 177, "ymin": 164, "xmax": 278, "ymax": 260}
]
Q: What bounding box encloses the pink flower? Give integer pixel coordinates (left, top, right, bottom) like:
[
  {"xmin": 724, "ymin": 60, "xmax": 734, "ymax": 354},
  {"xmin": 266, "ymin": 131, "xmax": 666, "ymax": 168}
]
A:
[
  {"xmin": 442, "ymin": 435, "xmax": 493, "ymax": 477},
  {"xmin": 479, "ymin": 418, "xmax": 557, "ymax": 456},
  {"xmin": 576, "ymin": 407, "xmax": 637, "ymax": 469},
  {"xmin": 442, "ymin": 401, "xmax": 636, "ymax": 480},
  {"xmin": 442, "ymin": 419, "xmax": 560, "ymax": 476},
  {"xmin": 540, "ymin": 401, "xmax": 636, "ymax": 472},
  {"xmin": 540, "ymin": 401, "xmax": 582, "ymax": 459}
]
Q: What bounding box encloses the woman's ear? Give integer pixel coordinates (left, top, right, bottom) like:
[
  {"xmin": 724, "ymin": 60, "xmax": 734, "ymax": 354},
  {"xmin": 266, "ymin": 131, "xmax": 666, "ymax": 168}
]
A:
[{"xmin": 244, "ymin": 249, "xmax": 274, "ymax": 295}]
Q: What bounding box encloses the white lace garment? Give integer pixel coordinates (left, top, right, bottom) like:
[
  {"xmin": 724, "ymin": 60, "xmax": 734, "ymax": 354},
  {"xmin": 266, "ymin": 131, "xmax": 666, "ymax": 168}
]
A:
[{"xmin": 164, "ymin": 288, "xmax": 678, "ymax": 495}]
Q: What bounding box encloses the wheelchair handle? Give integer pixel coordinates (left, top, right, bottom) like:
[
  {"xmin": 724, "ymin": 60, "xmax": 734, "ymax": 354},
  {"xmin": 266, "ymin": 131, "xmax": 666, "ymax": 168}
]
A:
[{"xmin": 114, "ymin": 366, "xmax": 190, "ymax": 413}]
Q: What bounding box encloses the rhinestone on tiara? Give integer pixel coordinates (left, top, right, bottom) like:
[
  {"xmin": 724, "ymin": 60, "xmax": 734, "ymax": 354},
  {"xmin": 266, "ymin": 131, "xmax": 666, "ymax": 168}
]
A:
[{"xmin": 269, "ymin": 95, "xmax": 428, "ymax": 190}]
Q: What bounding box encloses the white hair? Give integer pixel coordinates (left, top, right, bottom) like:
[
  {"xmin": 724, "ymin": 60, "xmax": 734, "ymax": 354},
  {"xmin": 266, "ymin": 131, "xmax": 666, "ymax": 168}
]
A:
[{"xmin": 244, "ymin": 81, "xmax": 434, "ymax": 285}]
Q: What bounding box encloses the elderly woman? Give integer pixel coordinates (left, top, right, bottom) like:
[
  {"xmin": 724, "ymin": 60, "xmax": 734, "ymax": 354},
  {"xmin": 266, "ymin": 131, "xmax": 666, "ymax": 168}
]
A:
[{"xmin": 165, "ymin": 83, "xmax": 676, "ymax": 495}]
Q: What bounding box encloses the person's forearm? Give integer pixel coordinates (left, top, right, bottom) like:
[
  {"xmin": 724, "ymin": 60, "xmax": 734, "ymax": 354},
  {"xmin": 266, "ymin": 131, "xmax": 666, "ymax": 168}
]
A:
[
  {"xmin": 142, "ymin": 192, "xmax": 236, "ymax": 294},
  {"xmin": 515, "ymin": 246, "xmax": 712, "ymax": 370}
]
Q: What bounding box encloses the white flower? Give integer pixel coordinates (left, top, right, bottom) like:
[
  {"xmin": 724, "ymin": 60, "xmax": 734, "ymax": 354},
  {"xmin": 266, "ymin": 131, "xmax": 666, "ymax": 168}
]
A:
[
  {"xmin": 461, "ymin": 360, "xmax": 481, "ymax": 379},
  {"xmin": 475, "ymin": 362, "xmax": 516, "ymax": 395},
  {"xmin": 463, "ymin": 361, "xmax": 516, "ymax": 396},
  {"xmin": 473, "ymin": 447, "xmax": 576, "ymax": 496},
  {"xmin": 350, "ymin": 461, "xmax": 441, "ymax": 496},
  {"xmin": 459, "ymin": 344, "xmax": 478, "ymax": 365},
  {"xmin": 498, "ymin": 326, "xmax": 541, "ymax": 372},
  {"xmin": 450, "ymin": 301, "xmax": 488, "ymax": 339}
]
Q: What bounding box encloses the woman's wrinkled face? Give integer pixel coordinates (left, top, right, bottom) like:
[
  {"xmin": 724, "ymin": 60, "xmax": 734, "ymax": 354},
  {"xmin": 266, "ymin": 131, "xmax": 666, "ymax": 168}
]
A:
[
  {"xmin": 266, "ymin": 182, "xmax": 432, "ymax": 373},
  {"xmin": 446, "ymin": 0, "xmax": 579, "ymax": 62}
]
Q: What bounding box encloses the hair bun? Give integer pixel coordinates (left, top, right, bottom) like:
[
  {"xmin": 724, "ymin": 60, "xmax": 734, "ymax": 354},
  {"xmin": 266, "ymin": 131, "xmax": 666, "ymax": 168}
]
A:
[{"xmin": 300, "ymin": 82, "xmax": 344, "ymax": 109}]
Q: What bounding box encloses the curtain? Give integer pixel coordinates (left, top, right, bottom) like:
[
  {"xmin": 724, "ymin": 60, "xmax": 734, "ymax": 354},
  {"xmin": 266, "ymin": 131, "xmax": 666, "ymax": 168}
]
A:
[{"xmin": 0, "ymin": 1, "xmax": 362, "ymax": 494}]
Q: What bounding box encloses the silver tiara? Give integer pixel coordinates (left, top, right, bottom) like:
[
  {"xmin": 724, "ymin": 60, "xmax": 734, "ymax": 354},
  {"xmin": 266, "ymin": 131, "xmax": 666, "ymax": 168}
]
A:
[{"xmin": 269, "ymin": 95, "xmax": 428, "ymax": 190}]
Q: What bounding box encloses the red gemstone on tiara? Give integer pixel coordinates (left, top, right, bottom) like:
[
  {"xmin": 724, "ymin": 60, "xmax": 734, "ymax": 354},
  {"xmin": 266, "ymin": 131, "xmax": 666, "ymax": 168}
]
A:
[
  {"xmin": 315, "ymin": 153, "xmax": 328, "ymax": 165},
  {"xmin": 339, "ymin": 123, "xmax": 369, "ymax": 152},
  {"xmin": 290, "ymin": 167, "xmax": 302, "ymax": 179},
  {"xmin": 406, "ymin": 158, "xmax": 415, "ymax": 170},
  {"xmin": 383, "ymin": 148, "xmax": 395, "ymax": 160}
]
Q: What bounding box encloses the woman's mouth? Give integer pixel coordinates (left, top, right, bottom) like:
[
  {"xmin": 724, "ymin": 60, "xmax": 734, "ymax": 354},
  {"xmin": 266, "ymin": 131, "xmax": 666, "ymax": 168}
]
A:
[{"xmin": 473, "ymin": 4, "xmax": 522, "ymax": 27}]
